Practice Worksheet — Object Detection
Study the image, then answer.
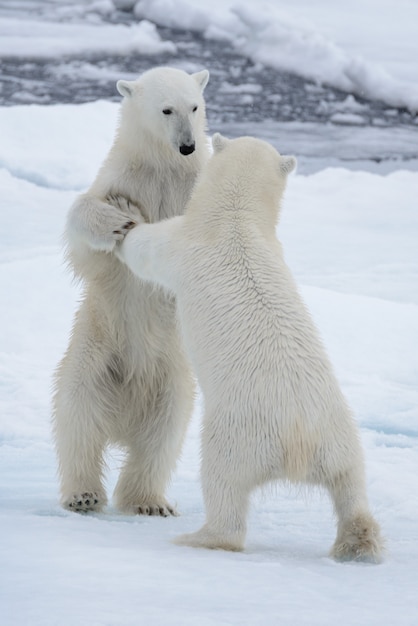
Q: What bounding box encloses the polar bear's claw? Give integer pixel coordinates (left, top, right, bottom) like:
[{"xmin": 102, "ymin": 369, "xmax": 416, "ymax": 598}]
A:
[
  {"xmin": 136, "ymin": 503, "xmax": 178, "ymax": 517},
  {"xmin": 113, "ymin": 221, "xmax": 136, "ymax": 237}
]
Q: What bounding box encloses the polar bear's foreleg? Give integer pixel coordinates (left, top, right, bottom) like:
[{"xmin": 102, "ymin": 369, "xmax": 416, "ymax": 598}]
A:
[{"xmin": 115, "ymin": 218, "xmax": 183, "ymax": 291}]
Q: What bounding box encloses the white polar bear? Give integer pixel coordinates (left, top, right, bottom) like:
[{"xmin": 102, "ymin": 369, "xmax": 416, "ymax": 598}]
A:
[
  {"xmin": 116, "ymin": 133, "xmax": 384, "ymax": 561},
  {"xmin": 53, "ymin": 66, "xmax": 210, "ymax": 516}
]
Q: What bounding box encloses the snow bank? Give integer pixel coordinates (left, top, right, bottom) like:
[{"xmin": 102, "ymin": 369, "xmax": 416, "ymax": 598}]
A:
[
  {"xmin": 134, "ymin": 0, "xmax": 418, "ymax": 111},
  {"xmin": 0, "ymin": 16, "xmax": 175, "ymax": 58}
]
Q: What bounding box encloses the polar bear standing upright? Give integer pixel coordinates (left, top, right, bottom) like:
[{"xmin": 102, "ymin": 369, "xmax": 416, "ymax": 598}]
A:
[
  {"xmin": 116, "ymin": 133, "xmax": 383, "ymax": 561},
  {"xmin": 53, "ymin": 67, "xmax": 210, "ymax": 515}
]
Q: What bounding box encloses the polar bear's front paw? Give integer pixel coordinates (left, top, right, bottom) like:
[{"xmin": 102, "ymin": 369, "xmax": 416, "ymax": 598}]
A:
[
  {"xmin": 79, "ymin": 195, "xmax": 142, "ymax": 253},
  {"xmin": 112, "ymin": 219, "xmax": 137, "ymax": 240},
  {"xmin": 63, "ymin": 492, "xmax": 105, "ymax": 513},
  {"xmin": 107, "ymin": 195, "xmax": 145, "ymax": 228},
  {"xmin": 84, "ymin": 218, "xmax": 136, "ymax": 253}
]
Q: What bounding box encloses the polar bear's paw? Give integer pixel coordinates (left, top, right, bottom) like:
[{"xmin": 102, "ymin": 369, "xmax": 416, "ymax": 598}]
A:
[
  {"xmin": 63, "ymin": 491, "xmax": 106, "ymax": 513},
  {"xmin": 83, "ymin": 215, "xmax": 136, "ymax": 253},
  {"xmin": 174, "ymin": 526, "xmax": 244, "ymax": 552},
  {"xmin": 106, "ymin": 194, "xmax": 145, "ymax": 239},
  {"xmin": 136, "ymin": 503, "xmax": 178, "ymax": 517},
  {"xmin": 118, "ymin": 499, "xmax": 178, "ymax": 517},
  {"xmin": 112, "ymin": 219, "xmax": 137, "ymax": 240},
  {"xmin": 69, "ymin": 197, "xmax": 140, "ymax": 253},
  {"xmin": 331, "ymin": 514, "xmax": 384, "ymax": 563},
  {"xmin": 107, "ymin": 195, "xmax": 143, "ymax": 217}
]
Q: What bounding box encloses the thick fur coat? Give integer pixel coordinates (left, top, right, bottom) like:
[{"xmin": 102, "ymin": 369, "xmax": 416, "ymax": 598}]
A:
[
  {"xmin": 116, "ymin": 133, "xmax": 383, "ymax": 561},
  {"xmin": 53, "ymin": 67, "xmax": 210, "ymax": 515}
]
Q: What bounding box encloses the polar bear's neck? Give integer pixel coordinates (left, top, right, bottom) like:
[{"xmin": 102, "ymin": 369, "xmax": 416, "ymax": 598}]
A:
[
  {"xmin": 186, "ymin": 166, "xmax": 282, "ymax": 239},
  {"xmin": 89, "ymin": 120, "xmax": 209, "ymax": 224}
]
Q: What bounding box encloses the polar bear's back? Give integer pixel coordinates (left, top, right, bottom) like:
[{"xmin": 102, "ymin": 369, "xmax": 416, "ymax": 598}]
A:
[
  {"xmin": 175, "ymin": 227, "xmax": 354, "ymax": 481},
  {"xmin": 177, "ymin": 229, "xmax": 333, "ymax": 399}
]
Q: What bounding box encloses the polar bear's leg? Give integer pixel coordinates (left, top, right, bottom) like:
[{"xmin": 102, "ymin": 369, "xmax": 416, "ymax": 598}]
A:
[
  {"xmin": 53, "ymin": 315, "xmax": 112, "ymax": 512},
  {"xmin": 175, "ymin": 415, "xmax": 251, "ymax": 550},
  {"xmin": 174, "ymin": 481, "xmax": 249, "ymax": 551},
  {"xmin": 113, "ymin": 357, "xmax": 194, "ymax": 516},
  {"xmin": 325, "ymin": 466, "xmax": 383, "ymax": 562}
]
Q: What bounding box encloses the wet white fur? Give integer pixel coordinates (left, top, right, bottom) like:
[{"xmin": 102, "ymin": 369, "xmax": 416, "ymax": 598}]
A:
[
  {"xmin": 116, "ymin": 133, "xmax": 384, "ymax": 560},
  {"xmin": 53, "ymin": 67, "xmax": 210, "ymax": 515}
]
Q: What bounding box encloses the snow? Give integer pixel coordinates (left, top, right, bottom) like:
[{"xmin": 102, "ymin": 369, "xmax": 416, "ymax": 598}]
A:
[
  {"xmin": 0, "ymin": 17, "xmax": 176, "ymax": 57},
  {"xmin": 1, "ymin": 1, "xmax": 418, "ymax": 624},
  {"xmin": 1, "ymin": 100, "xmax": 418, "ymax": 625},
  {"xmin": 138, "ymin": 0, "xmax": 418, "ymax": 111}
]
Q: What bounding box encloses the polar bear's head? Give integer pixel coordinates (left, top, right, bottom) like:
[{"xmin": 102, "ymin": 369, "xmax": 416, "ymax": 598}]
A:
[
  {"xmin": 202, "ymin": 133, "xmax": 296, "ymax": 226},
  {"xmin": 212, "ymin": 133, "xmax": 296, "ymax": 177},
  {"xmin": 117, "ymin": 67, "xmax": 209, "ymax": 158}
]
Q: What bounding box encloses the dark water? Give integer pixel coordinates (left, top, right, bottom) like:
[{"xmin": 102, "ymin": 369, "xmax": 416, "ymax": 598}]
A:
[
  {"xmin": 1, "ymin": 6, "xmax": 417, "ymax": 170},
  {"xmin": 0, "ymin": 19, "xmax": 415, "ymax": 128}
]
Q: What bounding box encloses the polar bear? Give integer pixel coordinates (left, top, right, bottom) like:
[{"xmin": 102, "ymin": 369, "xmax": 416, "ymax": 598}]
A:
[
  {"xmin": 115, "ymin": 133, "xmax": 384, "ymax": 561},
  {"xmin": 53, "ymin": 66, "xmax": 210, "ymax": 516}
]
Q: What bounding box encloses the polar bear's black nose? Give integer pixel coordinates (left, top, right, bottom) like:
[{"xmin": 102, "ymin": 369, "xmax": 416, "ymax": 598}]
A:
[{"xmin": 179, "ymin": 143, "xmax": 195, "ymax": 155}]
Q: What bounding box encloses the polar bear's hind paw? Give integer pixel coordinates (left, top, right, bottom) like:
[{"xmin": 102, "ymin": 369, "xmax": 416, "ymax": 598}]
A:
[
  {"xmin": 64, "ymin": 492, "xmax": 104, "ymax": 513},
  {"xmin": 136, "ymin": 503, "xmax": 178, "ymax": 516},
  {"xmin": 117, "ymin": 498, "xmax": 178, "ymax": 516},
  {"xmin": 331, "ymin": 514, "xmax": 384, "ymax": 563},
  {"xmin": 174, "ymin": 526, "xmax": 244, "ymax": 551}
]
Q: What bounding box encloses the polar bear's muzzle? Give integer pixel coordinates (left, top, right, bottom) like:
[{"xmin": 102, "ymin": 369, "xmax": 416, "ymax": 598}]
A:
[
  {"xmin": 179, "ymin": 142, "xmax": 196, "ymax": 156},
  {"xmin": 172, "ymin": 116, "xmax": 196, "ymax": 155}
]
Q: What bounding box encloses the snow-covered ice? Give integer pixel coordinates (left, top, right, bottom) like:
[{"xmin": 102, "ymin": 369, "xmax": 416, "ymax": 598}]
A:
[
  {"xmin": 1, "ymin": 1, "xmax": 418, "ymax": 624},
  {"xmin": 1, "ymin": 100, "xmax": 417, "ymax": 626}
]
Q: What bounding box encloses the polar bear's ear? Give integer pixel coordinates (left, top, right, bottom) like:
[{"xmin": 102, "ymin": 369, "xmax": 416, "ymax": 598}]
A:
[
  {"xmin": 279, "ymin": 155, "xmax": 297, "ymax": 175},
  {"xmin": 212, "ymin": 133, "xmax": 229, "ymax": 154},
  {"xmin": 116, "ymin": 80, "xmax": 135, "ymax": 98},
  {"xmin": 192, "ymin": 69, "xmax": 210, "ymax": 92}
]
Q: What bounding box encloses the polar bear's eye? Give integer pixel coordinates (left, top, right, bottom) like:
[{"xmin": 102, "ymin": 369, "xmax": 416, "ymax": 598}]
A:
[
  {"xmin": 192, "ymin": 106, "xmax": 198, "ymax": 112},
  {"xmin": 162, "ymin": 108, "xmax": 173, "ymax": 115}
]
